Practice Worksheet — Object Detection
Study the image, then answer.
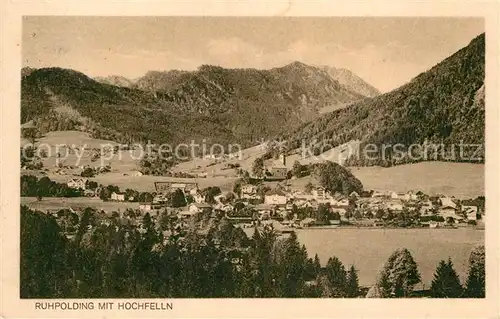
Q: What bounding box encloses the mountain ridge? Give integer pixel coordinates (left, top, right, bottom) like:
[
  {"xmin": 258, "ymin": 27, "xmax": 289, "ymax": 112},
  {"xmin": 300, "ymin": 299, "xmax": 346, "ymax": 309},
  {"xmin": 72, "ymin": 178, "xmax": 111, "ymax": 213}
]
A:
[{"xmin": 21, "ymin": 62, "xmax": 369, "ymax": 149}]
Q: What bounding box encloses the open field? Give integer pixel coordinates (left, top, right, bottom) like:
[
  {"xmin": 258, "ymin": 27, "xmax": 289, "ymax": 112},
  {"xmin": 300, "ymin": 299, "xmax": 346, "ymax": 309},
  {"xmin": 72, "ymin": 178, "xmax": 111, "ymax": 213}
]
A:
[
  {"xmin": 244, "ymin": 227, "xmax": 484, "ymax": 287},
  {"xmin": 21, "ymin": 170, "xmax": 238, "ymax": 193},
  {"xmin": 21, "ymin": 196, "xmax": 140, "ymax": 212},
  {"xmin": 23, "ymin": 131, "xmax": 140, "ymax": 174},
  {"xmin": 171, "ymin": 144, "xmax": 268, "ymax": 177},
  {"xmin": 22, "ymin": 131, "xmax": 484, "ymax": 197},
  {"xmin": 90, "ymin": 173, "xmax": 237, "ymax": 192},
  {"xmin": 289, "ymin": 162, "xmax": 484, "ymax": 199},
  {"xmin": 350, "ymin": 162, "xmax": 484, "ymax": 199}
]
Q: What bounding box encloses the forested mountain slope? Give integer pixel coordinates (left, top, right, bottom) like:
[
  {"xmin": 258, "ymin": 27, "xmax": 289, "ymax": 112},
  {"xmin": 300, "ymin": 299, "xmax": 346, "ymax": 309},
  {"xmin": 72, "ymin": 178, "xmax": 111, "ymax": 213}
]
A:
[
  {"xmin": 21, "ymin": 62, "xmax": 370, "ymax": 149},
  {"xmin": 284, "ymin": 33, "xmax": 485, "ymax": 166}
]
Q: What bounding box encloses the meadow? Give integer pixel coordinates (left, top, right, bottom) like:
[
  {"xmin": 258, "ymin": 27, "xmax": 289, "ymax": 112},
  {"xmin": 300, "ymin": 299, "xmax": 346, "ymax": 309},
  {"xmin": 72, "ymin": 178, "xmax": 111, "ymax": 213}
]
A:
[
  {"xmin": 350, "ymin": 162, "xmax": 484, "ymax": 199},
  {"xmin": 22, "ymin": 131, "xmax": 484, "ymax": 198},
  {"xmin": 21, "ymin": 196, "xmax": 140, "ymax": 212},
  {"xmin": 290, "ymin": 162, "xmax": 484, "ymax": 199}
]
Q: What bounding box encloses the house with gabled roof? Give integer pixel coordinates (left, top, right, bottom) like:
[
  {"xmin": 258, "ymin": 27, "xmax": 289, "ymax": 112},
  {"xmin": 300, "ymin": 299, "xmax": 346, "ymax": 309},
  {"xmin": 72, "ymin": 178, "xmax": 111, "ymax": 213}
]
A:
[{"xmin": 67, "ymin": 178, "xmax": 87, "ymax": 190}]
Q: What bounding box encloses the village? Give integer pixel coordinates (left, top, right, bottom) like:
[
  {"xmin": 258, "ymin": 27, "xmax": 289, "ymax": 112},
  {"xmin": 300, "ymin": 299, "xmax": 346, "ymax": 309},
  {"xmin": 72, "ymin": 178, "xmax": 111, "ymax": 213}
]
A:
[{"xmin": 32, "ymin": 171, "xmax": 484, "ymax": 242}]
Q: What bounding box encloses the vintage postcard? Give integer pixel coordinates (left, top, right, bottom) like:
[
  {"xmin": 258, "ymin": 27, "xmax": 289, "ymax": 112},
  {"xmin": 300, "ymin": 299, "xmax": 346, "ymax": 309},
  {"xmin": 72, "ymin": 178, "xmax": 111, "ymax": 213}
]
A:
[{"xmin": 1, "ymin": 1, "xmax": 499, "ymax": 318}]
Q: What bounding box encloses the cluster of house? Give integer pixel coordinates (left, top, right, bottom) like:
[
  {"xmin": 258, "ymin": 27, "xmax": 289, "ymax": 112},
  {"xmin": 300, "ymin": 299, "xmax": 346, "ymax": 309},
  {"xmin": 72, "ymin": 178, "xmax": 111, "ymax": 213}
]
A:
[
  {"xmin": 356, "ymin": 190, "xmax": 480, "ymax": 222},
  {"xmin": 64, "ymin": 173, "xmax": 482, "ymax": 229}
]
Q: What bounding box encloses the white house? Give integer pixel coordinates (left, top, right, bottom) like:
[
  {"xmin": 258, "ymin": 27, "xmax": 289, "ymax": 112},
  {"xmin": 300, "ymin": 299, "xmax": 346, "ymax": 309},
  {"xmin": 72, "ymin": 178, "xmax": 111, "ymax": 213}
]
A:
[
  {"xmin": 349, "ymin": 191, "xmax": 360, "ymax": 198},
  {"xmin": 111, "ymin": 192, "xmax": 126, "ymax": 201},
  {"xmin": 67, "ymin": 178, "xmax": 87, "ymax": 190},
  {"xmin": 264, "ymin": 191, "xmax": 287, "ymax": 206},
  {"xmin": 188, "ymin": 202, "xmax": 212, "ymax": 215}
]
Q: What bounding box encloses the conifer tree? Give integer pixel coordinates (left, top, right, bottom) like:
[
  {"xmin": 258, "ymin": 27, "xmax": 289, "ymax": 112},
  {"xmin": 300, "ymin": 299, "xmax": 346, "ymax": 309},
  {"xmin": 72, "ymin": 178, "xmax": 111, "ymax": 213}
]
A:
[
  {"xmin": 325, "ymin": 256, "xmax": 347, "ymax": 297},
  {"xmin": 464, "ymin": 245, "xmax": 485, "ymax": 298},
  {"xmin": 313, "ymin": 253, "xmax": 322, "ymax": 277},
  {"xmin": 346, "ymin": 265, "xmax": 360, "ymax": 297},
  {"xmin": 430, "ymin": 258, "xmax": 463, "ymax": 298}
]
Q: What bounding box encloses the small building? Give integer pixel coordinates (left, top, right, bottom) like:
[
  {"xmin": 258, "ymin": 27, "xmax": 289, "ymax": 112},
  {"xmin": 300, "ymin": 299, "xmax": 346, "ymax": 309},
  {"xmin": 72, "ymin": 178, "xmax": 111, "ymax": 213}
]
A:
[
  {"xmin": 67, "ymin": 178, "xmax": 87, "ymax": 190},
  {"xmin": 439, "ymin": 197, "xmax": 457, "ymax": 209},
  {"xmin": 241, "ymin": 184, "xmax": 257, "ymax": 195},
  {"xmin": 264, "ymin": 190, "xmax": 287, "ymax": 206},
  {"xmin": 139, "ymin": 202, "xmax": 153, "ymax": 211},
  {"xmin": 153, "ymin": 194, "xmax": 168, "ymax": 204},
  {"xmin": 300, "ymin": 217, "xmax": 316, "ymax": 227},
  {"xmin": 268, "ymin": 166, "xmax": 288, "ymax": 181},
  {"xmin": 188, "ymin": 202, "xmax": 213, "ymax": 215},
  {"xmin": 83, "ymin": 189, "xmax": 96, "ymax": 197},
  {"xmin": 349, "ymin": 191, "xmax": 360, "ymax": 199},
  {"xmin": 439, "ymin": 206, "xmax": 457, "ymax": 218},
  {"xmin": 131, "ymin": 171, "xmax": 143, "ymax": 177},
  {"xmin": 110, "ymin": 192, "xmax": 126, "ymax": 201},
  {"xmin": 372, "ymin": 190, "xmax": 388, "ymax": 198},
  {"xmin": 179, "ymin": 210, "xmax": 197, "ymax": 219},
  {"xmin": 193, "ymin": 193, "xmax": 205, "ymax": 203},
  {"xmin": 438, "ymin": 197, "xmax": 457, "ymax": 217},
  {"xmin": 334, "ymin": 195, "xmax": 350, "ymax": 207},
  {"xmin": 385, "ymin": 200, "xmax": 404, "ymax": 212},
  {"xmin": 312, "ymin": 187, "xmax": 327, "ymax": 199},
  {"xmin": 330, "ymin": 206, "xmax": 348, "ymax": 217}
]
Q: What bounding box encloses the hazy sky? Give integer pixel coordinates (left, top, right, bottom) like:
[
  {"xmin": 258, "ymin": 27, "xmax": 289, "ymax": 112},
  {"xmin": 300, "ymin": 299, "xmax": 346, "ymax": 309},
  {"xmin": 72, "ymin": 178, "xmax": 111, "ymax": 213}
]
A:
[{"xmin": 23, "ymin": 17, "xmax": 484, "ymax": 92}]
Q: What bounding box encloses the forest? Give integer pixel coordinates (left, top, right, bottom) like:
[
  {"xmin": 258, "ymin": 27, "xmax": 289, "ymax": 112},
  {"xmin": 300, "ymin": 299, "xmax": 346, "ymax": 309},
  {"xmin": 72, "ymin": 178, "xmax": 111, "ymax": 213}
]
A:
[{"xmin": 21, "ymin": 206, "xmax": 484, "ymax": 299}]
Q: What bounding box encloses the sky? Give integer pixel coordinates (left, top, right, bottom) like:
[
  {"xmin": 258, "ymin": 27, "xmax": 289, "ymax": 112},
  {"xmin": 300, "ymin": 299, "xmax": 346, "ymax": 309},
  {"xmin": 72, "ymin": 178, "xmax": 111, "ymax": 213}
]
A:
[{"xmin": 23, "ymin": 17, "xmax": 484, "ymax": 93}]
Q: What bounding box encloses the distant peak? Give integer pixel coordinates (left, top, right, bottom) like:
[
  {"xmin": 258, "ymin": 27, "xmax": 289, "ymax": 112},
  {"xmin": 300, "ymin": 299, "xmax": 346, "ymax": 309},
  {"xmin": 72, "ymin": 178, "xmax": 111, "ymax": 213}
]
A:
[{"xmin": 284, "ymin": 61, "xmax": 311, "ymax": 69}]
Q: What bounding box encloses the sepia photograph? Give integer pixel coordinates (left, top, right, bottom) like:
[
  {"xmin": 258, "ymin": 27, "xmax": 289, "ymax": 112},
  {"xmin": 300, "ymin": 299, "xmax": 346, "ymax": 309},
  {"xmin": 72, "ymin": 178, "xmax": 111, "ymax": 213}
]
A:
[
  {"xmin": 1, "ymin": 3, "xmax": 499, "ymax": 317},
  {"xmin": 17, "ymin": 16, "xmax": 487, "ymax": 300}
]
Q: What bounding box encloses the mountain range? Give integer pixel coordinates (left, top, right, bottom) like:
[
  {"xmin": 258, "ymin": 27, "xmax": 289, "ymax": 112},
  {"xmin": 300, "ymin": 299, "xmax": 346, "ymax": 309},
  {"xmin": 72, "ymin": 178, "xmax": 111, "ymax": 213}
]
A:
[
  {"xmin": 21, "ymin": 62, "xmax": 375, "ymax": 148},
  {"xmin": 21, "ymin": 33, "xmax": 484, "ymax": 166}
]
